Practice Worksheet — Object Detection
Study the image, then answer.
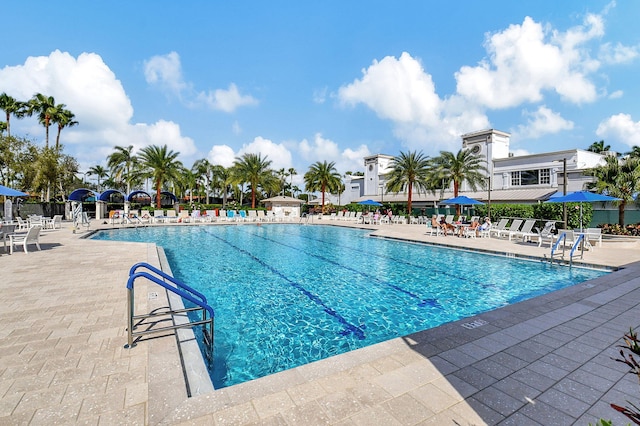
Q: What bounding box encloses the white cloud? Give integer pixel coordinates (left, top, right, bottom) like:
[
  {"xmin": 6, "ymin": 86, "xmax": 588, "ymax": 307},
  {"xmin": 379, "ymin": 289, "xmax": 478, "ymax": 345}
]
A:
[
  {"xmin": 143, "ymin": 51, "xmax": 189, "ymax": 97},
  {"xmin": 238, "ymin": 136, "xmax": 292, "ymax": 171},
  {"xmin": 198, "ymin": 83, "xmax": 258, "ymax": 113},
  {"xmin": 596, "ymin": 113, "xmax": 640, "ymax": 147},
  {"xmin": 455, "ymin": 14, "xmax": 602, "ymax": 108},
  {"xmin": 608, "ymin": 90, "xmax": 624, "ymax": 99},
  {"xmin": 0, "ymin": 50, "xmax": 198, "ymax": 168},
  {"xmin": 599, "ymin": 42, "xmax": 639, "ymax": 64},
  {"xmin": 144, "ymin": 52, "xmax": 257, "ymax": 113},
  {"xmin": 337, "ymin": 52, "xmax": 488, "ymax": 153},
  {"xmin": 208, "ymin": 145, "xmax": 236, "ymax": 168},
  {"xmin": 298, "ymin": 133, "xmax": 370, "ymax": 174},
  {"xmin": 515, "ymin": 106, "xmax": 574, "ymax": 139},
  {"xmin": 232, "ymin": 120, "xmax": 242, "ymax": 134},
  {"xmin": 313, "ymin": 87, "xmax": 328, "ymax": 104}
]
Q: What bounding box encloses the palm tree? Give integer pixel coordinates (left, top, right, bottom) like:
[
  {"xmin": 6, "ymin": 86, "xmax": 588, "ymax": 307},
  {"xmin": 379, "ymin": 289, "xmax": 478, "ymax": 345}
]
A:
[
  {"xmin": 87, "ymin": 165, "xmax": 109, "ymax": 191},
  {"xmin": 303, "ymin": 161, "xmax": 342, "ymax": 210},
  {"xmin": 232, "ymin": 153, "xmax": 274, "ymax": 208},
  {"xmin": 138, "ymin": 145, "xmax": 183, "ymax": 208},
  {"xmin": 277, "ymin": 168, "xmax": 288, "ymax": 196},
  {"xmin": 107, "ymin": 145, "xmax": 138, "ymax": 194},
  {"xmin": 385, "ymin": 151, "xmax": 433, "ymax": 215},
  {"xmin": 626, "ymin": 146, "xmax": 640, "ymax": 159},
  {"xmin": 0, "ymin": 93, "xmax": 27, "ymax": 137},
  {"xmin": 52, "ymin": 108, "xmax": 78, "ymax": 152},
  {"xmin": 211, "ymin": 164, "xmax": 232, "ymax": 207},
  {"xmin": 430, "ymin": 149, "xmax": 487, "ymax": 215},
  {"xmin": 586, "ymin": 156, "xmax": 640, "ymax": 226},
  {"xmin": 192, "ymin": 158, "xmax": 212, "ymax": 204},
  {"xmin": 27, "ymin": 94, "xmax": 59, "ymax": 148},
  {"xmin": 587, "ymin": 140, "xmax": 611, "ymax": 154},
  {"xmin": 288, "ymin": 167, "xmax": 297, "ymax": 196}
]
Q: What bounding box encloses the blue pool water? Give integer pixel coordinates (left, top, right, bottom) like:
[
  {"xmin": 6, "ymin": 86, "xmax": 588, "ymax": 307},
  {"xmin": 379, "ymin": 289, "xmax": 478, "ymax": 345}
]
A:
[{"xmin": 92, "ymin": 224, "xmax": 608, "ymax": 388}]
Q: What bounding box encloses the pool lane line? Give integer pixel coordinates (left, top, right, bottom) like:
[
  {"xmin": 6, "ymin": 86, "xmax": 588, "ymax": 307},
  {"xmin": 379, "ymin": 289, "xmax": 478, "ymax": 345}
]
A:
[
  {"xmin": 202, "ymin": 228, "xmax": 366, "ymax": 340},
  {"xmin": 238, "ymin": 227, "xmax": 441, "ymax": 309},
  {"xmin": 275, "ymin": 226, "xmax": 492, "ymax": 290}
]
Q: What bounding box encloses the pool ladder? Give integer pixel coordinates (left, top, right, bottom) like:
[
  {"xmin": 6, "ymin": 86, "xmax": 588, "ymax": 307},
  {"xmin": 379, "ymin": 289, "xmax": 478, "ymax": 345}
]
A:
[
  {"xmin": 549, "ymin": 232, "xmax": 585, "ymax": 266},
  {"xmin": 124, "ymin": 262, "xmax": 214, "ymax": 362}
]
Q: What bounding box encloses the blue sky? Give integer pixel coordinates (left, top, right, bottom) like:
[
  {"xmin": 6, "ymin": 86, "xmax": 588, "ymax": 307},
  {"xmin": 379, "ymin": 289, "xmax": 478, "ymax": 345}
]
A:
[{"xmin": 2, "ymin": 1, "xmax": 639, "ymax": 186}]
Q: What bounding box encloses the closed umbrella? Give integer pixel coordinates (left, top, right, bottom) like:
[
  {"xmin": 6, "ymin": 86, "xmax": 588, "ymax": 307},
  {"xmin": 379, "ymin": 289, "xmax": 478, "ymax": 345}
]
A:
[{"xmin": 545, "ymin": 190, "xmax": 620, "ymax": 231}]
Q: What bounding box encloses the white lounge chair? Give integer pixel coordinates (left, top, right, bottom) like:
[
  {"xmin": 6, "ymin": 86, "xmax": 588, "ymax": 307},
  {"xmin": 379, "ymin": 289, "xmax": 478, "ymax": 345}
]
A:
[
  {"xmin": 496, "ymin": 219, "xmax": 522, "ymax": 239},
  {"xmin": 153, "ymin": 210, "xmax": 166, "ymax": 223},
  {"xmin": 584, "ymin": 228, "xmax": 602, "ymax": 248},
  {"xmin": 9, "ymin": 225, "xmax": 42, "ymax": 254},
  {"xmin": 531, "ymin": 221, "xmax": 556, "ymax": 247},
  {"xmin": 51, "ymin": 215, "xmax": 63, "ymax": 230},
  {"xmin": 508, "ymin": 219, "xmax": 537, "ymax": 242},
  {"xmin": 489, "ymin": 218, "xmax": 508, "ymax": 238}
]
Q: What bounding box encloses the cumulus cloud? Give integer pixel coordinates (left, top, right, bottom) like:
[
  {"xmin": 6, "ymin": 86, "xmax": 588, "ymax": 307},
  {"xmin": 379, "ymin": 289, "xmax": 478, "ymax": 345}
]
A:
[
  {"xmin": 197, "ymin": 83, "xmax": 258, "ymax": 113},
  {"xmin": 337, "ymin": 52, "xmax": 488, "ymax": 152},
  {"xmin": 236, "ymin": 136, "xmax": 293, "ymax": 171},
  {"xmin": 0, "ymin": 50, "xmax": 198, "ymax": 167},
  {"xmin": 455, "ymin": 15, "xmax": 601, "ymax": 108},
  {"xmin": 299, "ymin": 133, "xmax": 370, "ymax": 173},
  {"xmin": 515, "ymin": 106, "xmax": 574, "ymax": 139},
  {"xmin": 144, "ymin": 52, "xmax": 257, "ymax": 113},
  {"xmin": 143, "ymin": 51, "xmax": 189, "ymax": 97},
  {"xmin": 208, "ymin": 144, "xmax": 236, "ymax": 168},
  {"xmin": 596, "ymin": 113, "xmax": 640, "ymax": 147}
]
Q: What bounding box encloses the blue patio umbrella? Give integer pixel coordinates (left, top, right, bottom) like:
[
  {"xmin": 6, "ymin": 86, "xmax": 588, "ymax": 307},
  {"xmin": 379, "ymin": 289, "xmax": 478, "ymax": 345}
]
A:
[
  {"xmin": 439, "ymin": 195, "xmax": 484, "ymax": 205},
  {"xmin": 357, "ymin": 199, "xmax": 383, "ymax": 206},
  {"xmin": 0, "ymin": 184, "xmax": 28, "ymax": 197},
  {"xmin": 546, "ymin": 190, "xmax": 620, "ymax": 230}
]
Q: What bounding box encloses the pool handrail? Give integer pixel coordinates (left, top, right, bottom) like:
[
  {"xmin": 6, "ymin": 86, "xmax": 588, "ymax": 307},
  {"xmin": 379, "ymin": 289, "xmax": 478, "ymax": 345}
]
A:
[
  {"xmin": 550, "ymin": 232, "xmax": 585, "ymax": 265},
  {"xmin": 125, "ymin": 262, "xmax": 214, "ymax": 361}
]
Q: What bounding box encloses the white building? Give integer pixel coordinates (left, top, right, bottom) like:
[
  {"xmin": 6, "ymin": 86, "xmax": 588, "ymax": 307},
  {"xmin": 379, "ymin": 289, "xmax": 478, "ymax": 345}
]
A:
[{"xmin": 360, "ymin": 129, "xmax": 607, "ymax": 205}]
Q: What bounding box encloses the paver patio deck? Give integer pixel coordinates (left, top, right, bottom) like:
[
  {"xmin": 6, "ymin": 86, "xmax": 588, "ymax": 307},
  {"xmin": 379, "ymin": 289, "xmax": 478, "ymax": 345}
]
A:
[{"xmin": 1, "ymin": 219, "xmax": 639, "ymax": 425}]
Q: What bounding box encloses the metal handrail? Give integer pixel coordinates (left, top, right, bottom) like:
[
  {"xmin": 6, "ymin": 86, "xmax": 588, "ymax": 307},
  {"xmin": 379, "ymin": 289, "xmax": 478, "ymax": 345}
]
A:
[
  {"xmin": 550, "ymin": 232, "xmax": 584, "ymax": 265},
  {"xmin": 124, "ymin": 262, "xmax": 214, "ymax": 362}
]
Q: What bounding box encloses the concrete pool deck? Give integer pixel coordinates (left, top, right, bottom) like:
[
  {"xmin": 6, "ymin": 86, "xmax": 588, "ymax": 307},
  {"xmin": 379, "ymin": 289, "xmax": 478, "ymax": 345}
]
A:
[{"xmin": 1, "ymin": 219, "xmax": 639, "ymax": 425}]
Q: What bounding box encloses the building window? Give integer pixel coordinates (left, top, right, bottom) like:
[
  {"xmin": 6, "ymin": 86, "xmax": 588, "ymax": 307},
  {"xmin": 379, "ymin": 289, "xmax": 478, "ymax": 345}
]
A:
[
  {"xmin": 511, "ymin": 168, "xmax": 551, "ymax": 186},
  {"xmin": 540, "ymin": 168, "xmax": 550, "ymax": 184},
  {"xmin": 511, "ymin": 171, "xmax": 520, "ymax": 186}
]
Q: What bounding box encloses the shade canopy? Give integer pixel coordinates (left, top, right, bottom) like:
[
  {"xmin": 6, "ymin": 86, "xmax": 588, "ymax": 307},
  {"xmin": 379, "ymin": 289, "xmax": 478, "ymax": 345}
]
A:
[
  {"xmin": 545, "ymin": 190, "xmax": 621, "ymax": 203},
  {"xmin": 439, "ymin": 195, "xmax": 484, "ymax": 205},
  {"xmin": 357, "ymin": 199, "xmax": 383, "ymax": 207},
  {"xmin": 69, "ymin": 188, "xmax": 98, "ymax": 202},
  {"xmin": 97, "ymin": 189, "xmax": 126, "ymax": 202},
  {"xmin": 0, "ymin": 184, "xmax": 28, "ymax": 197}
]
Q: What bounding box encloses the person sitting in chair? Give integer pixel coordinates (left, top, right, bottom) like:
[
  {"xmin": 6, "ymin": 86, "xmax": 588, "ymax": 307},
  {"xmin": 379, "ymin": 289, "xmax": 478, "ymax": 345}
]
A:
[
  {"xmin": 439, "ymin": 216, "xmax": 455, "ymax": 236},
  {"xmin": 460, "ymin": 218, "xmax": 480, "ymax": 237}
]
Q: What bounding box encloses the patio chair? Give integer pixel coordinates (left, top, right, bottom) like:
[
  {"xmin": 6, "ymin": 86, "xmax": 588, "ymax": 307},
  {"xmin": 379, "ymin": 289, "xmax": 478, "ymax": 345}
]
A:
[
  {"xmin": 153, "ymin": 210, "xmax": 166, "ymax": 223},
  {"xmin": 496, "ymin": 219, "xmax": 523, "ymax": 239},
  {"xmin": 51, "ymin": 215, "xmax": 63, "ymax": 230},
  {"xmin": 585, "ymin": 228, "xmax": 602, "ymax": 248},
  {"xmin": 9, "ymin": 225, "xmax": 42, "ymax": 254},
  {"xmin": 1, "ymin": 224, "xmax": 16, "ymax": 253},
  {"xmin": 508, "ymin": 219, "xmax": 537, "ymax": 242},
  {"xmin": 165, "ymin": 210, "xmax": 179, "ymax": 222},
  {"xmin": 531, "ymin": 221, "xmax": 556, "ymax": 247},
  {"xmin": 489, "ymin": 218, "xmax": 509, "ymax": 238}
]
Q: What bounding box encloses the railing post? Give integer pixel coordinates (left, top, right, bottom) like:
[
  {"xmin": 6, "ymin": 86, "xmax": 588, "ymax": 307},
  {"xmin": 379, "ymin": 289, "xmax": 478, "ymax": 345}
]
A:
[{"xmin": 125, "ymin": 286, "xmax": 135, "ymax": 348}]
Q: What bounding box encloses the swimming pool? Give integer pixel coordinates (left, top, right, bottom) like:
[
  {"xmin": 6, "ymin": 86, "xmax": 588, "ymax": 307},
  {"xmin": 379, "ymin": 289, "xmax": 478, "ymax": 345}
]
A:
[{"xmin": 93, "ymin": 224, "xmax": 608, "ymax": 388}]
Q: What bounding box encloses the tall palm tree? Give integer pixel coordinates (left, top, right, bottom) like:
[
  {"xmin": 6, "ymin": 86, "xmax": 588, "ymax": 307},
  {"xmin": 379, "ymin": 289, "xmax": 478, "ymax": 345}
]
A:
[
  {"xmin": 385, "ymin": 151, "xmax": 433, "ymax": 215},
  {"xmin": 232, "ymin": 153, "xmax": 274, "ymax": 208},
  {"xmin": 138, "ymin": 145, "xmax": 183, "ymax": 208},
  {"xmin": 586, "ymin": 155, "xmax": 640, "ymax": 226},
  {"xmin": 430, "ymin": 149, "xmax": 487, "ymax": 215},
  {"xmin": 87, "ymin": 165, "xmax": 109, "ymax": 191},
  {"xmin": 27, "ymin": 93, "xmax": 59, "ymax": 148},
  {"xmin": 0, "ymin": 93, "xmax": 27, "ymax": 137},
  {"xmin": 107, "ymin": 145, "xmax": 138, "ymax": 194},
  {"xmin": 52, "ymin": 108, "xmax": 78, "ymax": 152},
  {"xmin": 288, "ymin": 167, "xmax": 297, "ymax": 196},
  {"xmin": 192, "ymin": 158, "xmax": 212, "ymax": 204},
  {"xmin": 303, "ymin": 161, "xmax": 342, "ymax": 210},
  {"xmin": 211, "ymin": 164, "xmax": 232, "ymax": 207},
  {"xmin": 277, "ymin": 168, "xmax": 288, "ymax": 196},
  {"xmin": 587, "ymin": 140, "xmax": 611, "ymax": 154}
]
